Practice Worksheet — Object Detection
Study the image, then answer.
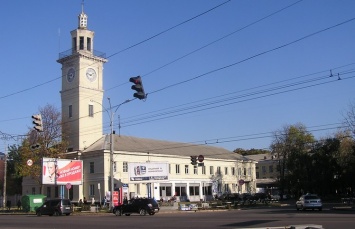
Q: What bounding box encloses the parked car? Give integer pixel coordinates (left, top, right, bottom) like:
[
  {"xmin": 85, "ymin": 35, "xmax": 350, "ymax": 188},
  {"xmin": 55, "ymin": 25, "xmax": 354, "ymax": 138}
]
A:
[
  {"xmin": 36, "ymin": 199, "xmax": 72, "ymax": 216},
  {"xmin": 252, "ymin": 193, "xmax": 268, "ymax": 202},
  {"xmin": 296, "ymin": 194, "xmax": 322, "ymax": 211},
  {"xmin": 113, "ymin": 198, "xmax": 160, "ymax": 216},
  {"xmin": 218, "ymin": 193, "xmax": 240, "ymax": 202}
]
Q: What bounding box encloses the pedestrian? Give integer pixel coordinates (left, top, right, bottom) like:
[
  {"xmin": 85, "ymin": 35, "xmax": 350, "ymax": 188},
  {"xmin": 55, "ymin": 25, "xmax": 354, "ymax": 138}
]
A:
[
  {"xmin": 83, "ymin": 197, "xmax": 88, "ymax": 210},
  {"xmin": 78, "ymin": 199, "xmax": 83, "ymax": 212},
  {"xmin": 17, "ymin": 199, "xmax": 21, "ymax": 210},
  {"xmin": 78, "ymin": 199, "xmax": 83, "ymax": 207},
  {"xmin": 102, "ymin": 196, "xmax": 107, "ymax": 207},
  {"xmin": 6, "ymin": 200, "xmax": 11, "ymax": 211}
]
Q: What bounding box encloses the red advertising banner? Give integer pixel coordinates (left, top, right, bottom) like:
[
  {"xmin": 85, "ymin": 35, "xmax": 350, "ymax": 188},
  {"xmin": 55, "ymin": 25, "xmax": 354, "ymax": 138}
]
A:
[
  {"xmin": 42, "ymin": 158, "xmax": 83, "ymax": 185},
  {"xmin": 113, "ymin": 191, "xmax": 119, "ymax": 207}
]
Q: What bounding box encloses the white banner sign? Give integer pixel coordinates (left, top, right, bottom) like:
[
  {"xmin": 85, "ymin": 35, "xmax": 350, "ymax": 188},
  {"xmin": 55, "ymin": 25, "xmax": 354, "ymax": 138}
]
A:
[{"xmin": 128, "ymin": 162, "xmax": 169, "ymax": 183}]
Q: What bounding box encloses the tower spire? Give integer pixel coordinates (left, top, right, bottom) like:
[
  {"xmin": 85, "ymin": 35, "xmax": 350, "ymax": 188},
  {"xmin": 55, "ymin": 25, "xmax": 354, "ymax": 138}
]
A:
[{"xmin": 78, "ymin": 0, "xmax": 88, "ymax": 29}]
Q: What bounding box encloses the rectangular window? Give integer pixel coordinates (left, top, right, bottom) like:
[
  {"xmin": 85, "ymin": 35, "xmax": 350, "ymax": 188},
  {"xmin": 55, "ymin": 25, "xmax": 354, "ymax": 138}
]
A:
[
  {"xmin": 89, "ymin": 105, "xmax": 94, "ymax": 117},
  {"xmin": 69, "ymin": 105, "xmax": 72, "ymax": 118},
  {"xmin": 256, "ymin": 172, "xmax": 259, "ymax": 179},
  {"xmin": 202, "ymin": 166, "xmax": 206, "ymax": 175},
  {"xmin": 79, "ymin": 36, "xmax": 84, "ymax": 50},
  {"xmin": 176, "ymin": 164, "xmax": 180, "ymax": 174},
  {"xmin": 244, "ymin": 168, "xmax": 247, "ymax": 176},
  {"xmin": 87, "ymin": 37, "xmax": 91, "ymax": 51},
  {"xmin": 210, "ymin": 166, "xmax": 214, "ymax": 175},
  {"xmin": 262, "ymin": 166, "xmax": 266, "ymax": 174},
  {"xmin": 89, "ymin": 162, "xmax": 94, "ymax": 173},
  {"xmin": 238, "ymin": 168, "xmax": 241, "ymax": 176},
  {"xmin": 224, "ymin": 167, "xmax": 228, "ymax": 175},
  {"xmin": 189, "ymin": 186, "xmax": 200, "ymax": 196},
  {"xmin": 232, "ymin": 183, "xmax": 236, "ymax": 192},
  {"xmin": 55, "ymin": 186, "xmax": 59, "ymax": 198},
  {"xmin": 169, "ymin": 164, "xmax": 171, "ymax": 174},
  {"xmin": 217, "ymin": 166, "xmax": 221, "ymax": 175},
  {"xmin": 185, "ymin": 165, "xmax": 189, "ymax": 174},
  {"xmin": 89, "ymin": 184, "xmax": 95, "ymax": 196},
  {"xmin": 72, "ymin": 37, "xmax": 77, "ymax": 50},
  {"xmin": 166, "ymin": 187, "xmax": 172, "ymax": 197},
  {"xmin": 224, "ymin": 184, "xmax": 229, "ymax": 193},
  {"xmin": 231, "ymin": 167, "xmax": 235, "ymax": 175},
  {"xmin": 269, "ymin": 165, "xmax": 273, "ymax": 173},
  {"xmin": 32, "ymin": 187, "xmax": 36, "ymax": 195},
  {"xmin": 193, "ymin": 165, "xmax": 198, "ymax": 174},
  {"xmin": 123, "ymin": 161, "xmax": 128, "ymax": 172}
]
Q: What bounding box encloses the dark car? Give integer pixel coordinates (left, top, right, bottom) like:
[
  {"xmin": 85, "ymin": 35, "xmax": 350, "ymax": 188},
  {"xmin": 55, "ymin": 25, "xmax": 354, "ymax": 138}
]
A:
[
  {"xmin": 36, "ymin": 199, "xmax": 72, "ymax": 216},
  {"xmin": 252, "ymin": 193, "xmax": 268, "ymax": 202},
  {"xmin": 219, "ymin": 193, "xmax": 240, "ymax": 203},
  {"xmin": 113, "ymin": 198, "xmax": 159, "ymax": 216}
]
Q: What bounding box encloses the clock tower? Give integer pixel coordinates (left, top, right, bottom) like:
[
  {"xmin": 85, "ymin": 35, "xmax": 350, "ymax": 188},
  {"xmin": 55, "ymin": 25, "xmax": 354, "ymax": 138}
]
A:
[{"xmin": 57, "ymin": 5, "xmax": 108, "ymax": 151}]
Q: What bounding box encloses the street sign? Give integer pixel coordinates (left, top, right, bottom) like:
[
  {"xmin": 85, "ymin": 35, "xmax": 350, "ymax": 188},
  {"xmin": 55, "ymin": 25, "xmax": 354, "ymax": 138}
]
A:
[
  {"xmin": 27, "ymin": 159, "xmax": 33, "ymax": 166},
  {"xmin": 198, "ymin": 155, "xmax": 204, "ymax": 162},
  {"xmin": 238, "ymin": 179, "xmax": 245, "ymax": 185},
  {"xmin": 66, "ymin": 183, "xmax": 72, "ymax": 190}
]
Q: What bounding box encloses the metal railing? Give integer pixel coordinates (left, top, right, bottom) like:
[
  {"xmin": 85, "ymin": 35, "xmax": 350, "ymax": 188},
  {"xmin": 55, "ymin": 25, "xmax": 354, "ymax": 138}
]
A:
[{"xmin": 58, "ymin": 48, "xmax": 106, "ymax": 59}]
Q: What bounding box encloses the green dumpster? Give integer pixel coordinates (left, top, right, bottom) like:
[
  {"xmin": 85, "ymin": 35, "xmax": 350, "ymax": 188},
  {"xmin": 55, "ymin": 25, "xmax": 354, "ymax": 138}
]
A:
[{"xmin": 21, "ymin": 195, "xmax": 46, "ymax": 212}]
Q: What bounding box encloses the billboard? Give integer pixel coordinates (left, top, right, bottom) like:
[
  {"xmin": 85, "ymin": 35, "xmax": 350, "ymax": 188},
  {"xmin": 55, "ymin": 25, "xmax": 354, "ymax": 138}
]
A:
[
  {"xmin": 42, "ymin": 157, "xmax": 83, "ymax": 185},
  {"xmin": 128, "ymin": 162, "xmax": 169, "ymax": 183}
]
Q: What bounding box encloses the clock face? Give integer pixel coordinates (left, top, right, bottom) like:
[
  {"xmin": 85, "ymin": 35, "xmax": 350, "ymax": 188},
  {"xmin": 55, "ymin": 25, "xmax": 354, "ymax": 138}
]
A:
[
  {"xmin": 86, "ymin": 68, "xmax": 97, "ymax": 82},
  {"xmin": 67, "ymin": 68, "xmax": 75, "ymax": 83}
]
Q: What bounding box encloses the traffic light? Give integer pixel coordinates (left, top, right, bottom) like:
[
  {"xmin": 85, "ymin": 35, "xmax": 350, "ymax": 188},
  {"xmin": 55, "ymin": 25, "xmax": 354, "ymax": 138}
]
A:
[
  {"xmin": 190, "ymin": 156, "xmax": 197, "ymax": 165},
  {"xmin": 30, "ymin": 143, "xmax": 40, "ymax": 150},
  {"xmin": 129, "ymin": 76, "xmax": 146, "ymax": 100},
  {"xmin": 32, "ymin": 114, "xmax": 43, "ymax": 132}
]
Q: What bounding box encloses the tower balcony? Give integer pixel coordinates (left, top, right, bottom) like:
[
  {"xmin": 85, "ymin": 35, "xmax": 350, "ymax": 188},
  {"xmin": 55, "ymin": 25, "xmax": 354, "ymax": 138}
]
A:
[{"xmin": 58, "ymin": 47, "xmax": 106, "ymax": 60}]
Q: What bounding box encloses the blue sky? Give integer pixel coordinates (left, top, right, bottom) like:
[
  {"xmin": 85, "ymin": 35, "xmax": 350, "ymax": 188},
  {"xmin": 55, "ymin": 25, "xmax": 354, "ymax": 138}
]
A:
[{"xmin": 0, "ymin": 0, "xmax": 354, "ymax": 152}]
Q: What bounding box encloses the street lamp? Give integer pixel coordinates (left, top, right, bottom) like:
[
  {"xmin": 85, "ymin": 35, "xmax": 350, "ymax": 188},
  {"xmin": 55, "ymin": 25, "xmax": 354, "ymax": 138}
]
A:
[{"xmin": 91, "ymin": 98, "xmax": 131, "ymax": 210}]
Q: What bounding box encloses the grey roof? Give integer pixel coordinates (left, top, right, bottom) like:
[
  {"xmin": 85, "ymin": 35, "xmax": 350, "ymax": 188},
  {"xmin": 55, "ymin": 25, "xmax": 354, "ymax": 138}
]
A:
[
  {"xmin": 246, "ymin": 153, "xmax": 280, "ymax": 163},
  {"xmin": 86, "ymin": 134, "xmax": 245, "ymax": 161}
]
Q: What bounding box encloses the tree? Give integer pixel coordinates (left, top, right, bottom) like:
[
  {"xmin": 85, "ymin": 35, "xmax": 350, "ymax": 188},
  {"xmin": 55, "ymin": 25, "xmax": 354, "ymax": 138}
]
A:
[
  {"xmin": 17, "ymin": 104, "xmax": 69, "ymax": 194},
  {"xmin": 309, "ymin": 138, "xmax": 341, "ymax": 197},
  {"xmin": 343, "ymin": 100, "xmax": 355, "ymax": 138},
  {"xmin": 270, "ymin": 123, "xmax": 315, "ymax": 199},
  {"xmin": 335, "ymin": 130, "xmax": 355, "ymax": 195},
  {"xmin": 6, "ymin": 144, "xmax": 23, "ymax": 195}
]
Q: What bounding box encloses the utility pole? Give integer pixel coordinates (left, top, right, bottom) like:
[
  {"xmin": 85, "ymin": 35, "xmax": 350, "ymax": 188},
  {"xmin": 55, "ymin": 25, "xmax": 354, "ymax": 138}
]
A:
[
  {"xmin": 2, "ymin": 153, "xmax": 7, "ymax": 210},
  {"xmin": 108, "ymin": 98, "xmax": 114, "ymax": 211},
  {"xmin": 91, "ymin": 98, "xmax": 131, "ymax": 210}
]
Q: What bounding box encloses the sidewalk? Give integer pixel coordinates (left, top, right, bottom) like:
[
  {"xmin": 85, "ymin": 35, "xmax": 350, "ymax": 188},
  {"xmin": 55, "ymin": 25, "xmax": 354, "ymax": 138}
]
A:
[{"xmin": 1, "ymin": 201, "xmax": 354, "ymax": 215}]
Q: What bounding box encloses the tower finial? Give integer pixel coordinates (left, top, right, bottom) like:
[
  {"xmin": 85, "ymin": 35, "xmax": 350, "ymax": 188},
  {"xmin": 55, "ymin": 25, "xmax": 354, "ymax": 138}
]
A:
[{"xmin": 78, "ymin": 0, "xmax": 88, "ymax": 29}]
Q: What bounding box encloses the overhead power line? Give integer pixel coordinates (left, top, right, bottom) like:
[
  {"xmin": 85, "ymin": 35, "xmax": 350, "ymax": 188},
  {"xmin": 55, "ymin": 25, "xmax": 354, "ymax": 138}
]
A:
[
  {"xmin": 147, "ymin": 16, "xmax": 355, "ymax": 96},
  {"xmin": 0, "ymin": 1, "xmax": 231, "ymax": 101}
]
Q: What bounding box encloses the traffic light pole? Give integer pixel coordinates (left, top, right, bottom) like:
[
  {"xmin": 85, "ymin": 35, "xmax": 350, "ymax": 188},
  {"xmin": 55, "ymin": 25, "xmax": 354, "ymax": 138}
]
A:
[{"xmin": 95, "ymin": 98, "xmax": 131, "ymax": 210}]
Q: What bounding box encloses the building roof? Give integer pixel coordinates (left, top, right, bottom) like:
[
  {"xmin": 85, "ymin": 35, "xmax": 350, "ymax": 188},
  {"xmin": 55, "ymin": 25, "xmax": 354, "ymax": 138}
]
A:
[
  {"xmin": 86, "ymin": 134, "xmax": 246, "ymax": 161},
  {"xmin": 247, "ymin": 153, "xmax": 278, "ymax": 162}
]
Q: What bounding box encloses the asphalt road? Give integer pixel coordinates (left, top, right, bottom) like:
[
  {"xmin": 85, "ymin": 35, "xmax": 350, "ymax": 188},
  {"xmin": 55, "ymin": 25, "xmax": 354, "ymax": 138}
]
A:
[{"xmin": 1, "ymin": 206, "xmax": 355, "ymax": 229}]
